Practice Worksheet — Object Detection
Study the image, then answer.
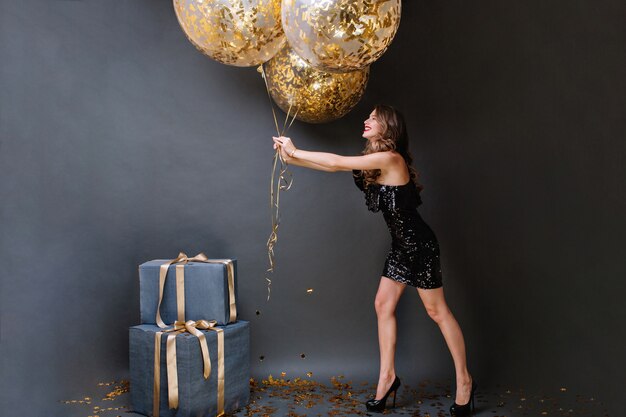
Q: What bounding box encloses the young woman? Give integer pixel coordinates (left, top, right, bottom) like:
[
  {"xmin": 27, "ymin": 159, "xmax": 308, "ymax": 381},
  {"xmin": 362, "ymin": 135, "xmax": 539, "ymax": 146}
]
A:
[{"xmin": 272, "ymin": 104, "xmax": 477, "ymax": 416}]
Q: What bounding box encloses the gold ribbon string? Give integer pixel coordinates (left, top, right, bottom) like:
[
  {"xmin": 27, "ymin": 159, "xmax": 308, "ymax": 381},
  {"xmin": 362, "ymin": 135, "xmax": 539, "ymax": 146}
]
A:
[
  {"xmin": 155, "ymin": 252, "xmax": 237, "ymax": 328},
  {"xmin": 153, "ymin": 320, "xmax": 225, "ymax": 417},
  {"xmin": 259, "ymin": 65, "xmax": 298, "ymax": 301}
]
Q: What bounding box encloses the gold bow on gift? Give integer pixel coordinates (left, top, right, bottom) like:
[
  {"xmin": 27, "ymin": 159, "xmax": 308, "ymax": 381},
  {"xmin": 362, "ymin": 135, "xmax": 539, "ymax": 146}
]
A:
[
  {"xmin": 153, "ymin": 320, "xmax": 225, "ymax": 417},
  {"xmin": 155, "ymin": 252, "xmax": 237, "ymax": 327}
]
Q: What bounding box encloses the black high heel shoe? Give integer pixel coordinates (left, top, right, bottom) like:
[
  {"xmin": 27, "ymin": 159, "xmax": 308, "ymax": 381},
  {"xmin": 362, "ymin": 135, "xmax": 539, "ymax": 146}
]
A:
[
  {"xmin": 449, "ymin": 380, "xmax": 477, "ymax": 416},
  {"xmin": 365, "ymin": 375, "xmax": 401, "ymax": 413}
]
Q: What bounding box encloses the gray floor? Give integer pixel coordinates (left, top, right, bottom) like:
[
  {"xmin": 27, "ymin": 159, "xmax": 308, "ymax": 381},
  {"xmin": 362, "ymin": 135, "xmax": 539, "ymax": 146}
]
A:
[{"xmin": 58, "ymin": 376, "xmax": 609, "ymax": 417}]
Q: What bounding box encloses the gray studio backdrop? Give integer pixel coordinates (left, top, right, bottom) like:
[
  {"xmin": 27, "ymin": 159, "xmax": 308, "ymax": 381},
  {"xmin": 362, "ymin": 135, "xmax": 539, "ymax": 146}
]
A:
[{"xmin": 1, "ymin": 1, "xmax": 624, "ymax": 416}]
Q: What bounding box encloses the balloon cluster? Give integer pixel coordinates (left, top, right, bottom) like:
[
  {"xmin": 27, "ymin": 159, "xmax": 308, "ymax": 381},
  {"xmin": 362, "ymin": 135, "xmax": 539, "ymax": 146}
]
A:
[{"xmin": 174, "ymin": 0, "xmax": 402, "ymax": 124}]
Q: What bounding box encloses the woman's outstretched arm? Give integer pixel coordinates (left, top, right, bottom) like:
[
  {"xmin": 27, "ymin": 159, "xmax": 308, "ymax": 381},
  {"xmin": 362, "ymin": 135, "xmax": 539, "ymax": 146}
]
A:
[
  {"xmin": 273, "ymin": 139, "xmax": 335, "ymax": 171},
  {"xmin": 273, "ymin": 136, "xmax": 399, "ymax": 172},
  {"xmin": 289, "ymin": 149, "xmax": 397, "ymax": 171},
  {"xmin": 285, "ymin": 157, "xmax": 336, "ymax": 172}
]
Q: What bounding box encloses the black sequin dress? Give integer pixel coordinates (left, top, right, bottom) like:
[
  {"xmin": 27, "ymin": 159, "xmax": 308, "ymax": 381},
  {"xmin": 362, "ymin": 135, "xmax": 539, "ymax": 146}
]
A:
[{"xmin": 353, "ymin": 170, "xmax": 443, "ymax": 289}]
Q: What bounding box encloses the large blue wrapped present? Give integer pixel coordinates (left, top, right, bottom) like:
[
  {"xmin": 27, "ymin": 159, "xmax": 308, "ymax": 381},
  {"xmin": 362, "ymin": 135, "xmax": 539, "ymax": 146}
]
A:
[
  {"xmin": 139, "ymin": 254, "xmax": 237, "ymax": 326},
  {"xmin": 129, "ymin": 320, "xmax": 250, "ymax": 417}
]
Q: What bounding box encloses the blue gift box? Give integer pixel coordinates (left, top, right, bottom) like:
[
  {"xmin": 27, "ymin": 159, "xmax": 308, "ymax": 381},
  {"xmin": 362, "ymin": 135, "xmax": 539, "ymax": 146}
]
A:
[
  {"xmin": 129, "ymin": 320, "xmax": 250, "ymax": 417},
  {"xmin": 139, "ymin": 259, "xmax": 238, "ymax": 326}
]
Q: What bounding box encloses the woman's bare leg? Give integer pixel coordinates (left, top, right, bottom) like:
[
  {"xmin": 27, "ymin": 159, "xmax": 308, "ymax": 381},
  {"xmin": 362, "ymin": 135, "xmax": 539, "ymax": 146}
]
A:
[
  {"xmin": 417, "ymin": 287, "xmax": 472, "ymax": 404},
  {"xmin": 374, "ymin": 276, "xmax": 406, "ymax": 399}
]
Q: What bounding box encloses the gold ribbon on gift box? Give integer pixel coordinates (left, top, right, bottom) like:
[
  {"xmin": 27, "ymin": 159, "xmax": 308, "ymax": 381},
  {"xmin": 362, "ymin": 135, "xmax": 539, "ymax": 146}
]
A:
[
  {"xmin": 155, "ymin": 252, "xmax": 237, "ymax": 327},
  {"xmin": 153, "ymin": 320, "xmax": 225, "ymax": 417},
  {"xmin": 151, "ymin": 252, "xmax": 236, "ymax": 417}
]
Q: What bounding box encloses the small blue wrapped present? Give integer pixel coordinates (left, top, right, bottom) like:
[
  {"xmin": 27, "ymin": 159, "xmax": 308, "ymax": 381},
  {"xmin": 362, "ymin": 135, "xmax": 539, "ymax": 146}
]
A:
[
  {"xmin": 139, "ymin": 253, "xmax": 237, "ymax": 326},
  {"xmin": 129, "ymin": 320, "xmax": 250, "ymax": 417}
]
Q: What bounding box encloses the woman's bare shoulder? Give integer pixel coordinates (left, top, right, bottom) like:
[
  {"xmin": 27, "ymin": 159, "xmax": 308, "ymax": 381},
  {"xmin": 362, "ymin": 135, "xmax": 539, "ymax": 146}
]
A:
[
  {"xmin": 388, "ymin": 150, "xmax": 406, "ymax": 164},
  {"xmin": 374, "ymin": 150, "xmax": 402, "ymax": 158}
]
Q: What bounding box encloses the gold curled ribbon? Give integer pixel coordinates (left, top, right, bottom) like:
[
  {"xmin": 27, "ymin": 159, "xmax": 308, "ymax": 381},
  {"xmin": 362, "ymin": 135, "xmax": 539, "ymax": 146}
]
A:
[
  {"xmin": 258, "ymin": 65, "xmax": 298, "ymax": 301},
  {"xmin": 153, "ymin": 319, "xmax": 225, "ymax": 417},
  {"xmin": 155, "ymin": 252, "xmax": 237, "ymax": 328}
]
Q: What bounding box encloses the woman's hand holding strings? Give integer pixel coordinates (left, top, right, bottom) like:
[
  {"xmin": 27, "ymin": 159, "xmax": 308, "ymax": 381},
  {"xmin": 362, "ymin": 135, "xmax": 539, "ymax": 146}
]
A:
[{"xmin": 273, "ymin": 136, "xmax": 296, "ymax": 161}]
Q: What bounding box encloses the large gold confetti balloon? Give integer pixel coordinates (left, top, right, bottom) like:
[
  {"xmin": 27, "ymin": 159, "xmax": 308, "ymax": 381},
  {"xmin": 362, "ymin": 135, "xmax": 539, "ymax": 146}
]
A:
[
  {"xmin": 173, "ymin": 0, "xmax": 286, "ymax": 67},
  {"xmin": 262, "ymin": 45, "xmax": 369, "ymax": 123},
  {"xmin": 281, "ymin": 0, "xmax": 402, "ymax": 73}
]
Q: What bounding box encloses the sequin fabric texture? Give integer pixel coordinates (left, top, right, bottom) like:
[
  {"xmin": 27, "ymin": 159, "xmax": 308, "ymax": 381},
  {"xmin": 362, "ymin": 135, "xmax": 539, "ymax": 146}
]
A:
[{"xmin": 353, "ymin": 170, "xmax": 443, "ymax": 289}]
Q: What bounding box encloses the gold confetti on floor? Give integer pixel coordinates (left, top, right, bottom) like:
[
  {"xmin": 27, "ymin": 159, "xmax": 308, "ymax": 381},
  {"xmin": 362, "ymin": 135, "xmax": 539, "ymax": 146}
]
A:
[
  {"xmin": 227, "ymin": 378, "xmax": 610, "ymax": 417},
  {"xmin": 61, "ymin": 380, "xmax": 129, "ymax": 417},
  {"xmin": 60, "ymin": 376, "xmax": 609, "ymax": 417}
]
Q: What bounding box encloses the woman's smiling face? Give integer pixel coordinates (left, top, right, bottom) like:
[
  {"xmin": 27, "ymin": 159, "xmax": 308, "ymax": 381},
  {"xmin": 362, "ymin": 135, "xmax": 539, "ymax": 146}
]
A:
[{"xmin": 362, "ymin": 109, "xmax": 384, "ymax": 141}]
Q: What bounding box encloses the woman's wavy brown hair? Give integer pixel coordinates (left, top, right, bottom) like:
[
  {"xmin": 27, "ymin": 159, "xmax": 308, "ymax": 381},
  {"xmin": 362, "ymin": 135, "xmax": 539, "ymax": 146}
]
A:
[{"xmin": 357, "ymin": 104, "xmax": 424, "ymax": 192}]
